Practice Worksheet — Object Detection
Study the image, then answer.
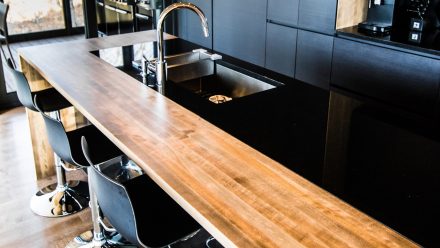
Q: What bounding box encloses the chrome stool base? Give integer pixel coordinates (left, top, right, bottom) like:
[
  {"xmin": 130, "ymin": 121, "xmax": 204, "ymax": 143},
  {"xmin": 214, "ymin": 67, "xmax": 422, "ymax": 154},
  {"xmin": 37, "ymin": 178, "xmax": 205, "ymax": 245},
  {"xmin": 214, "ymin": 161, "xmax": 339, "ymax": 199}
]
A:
[
  {"xmin": 30, "ymin": 180, "xmax": 89, "ymax": 217},
  {"xmin": 66, "ymin": 230, "xmax": 136, "ymax": 248}
]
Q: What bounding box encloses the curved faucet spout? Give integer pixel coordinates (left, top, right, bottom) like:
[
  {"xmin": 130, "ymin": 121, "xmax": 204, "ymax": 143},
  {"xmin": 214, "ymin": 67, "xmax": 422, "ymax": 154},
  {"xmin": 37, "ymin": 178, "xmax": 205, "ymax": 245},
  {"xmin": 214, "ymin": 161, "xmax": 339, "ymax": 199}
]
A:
[{"xmin": 155, "ymin": 3, "xmax": 210, "ymax": 94}]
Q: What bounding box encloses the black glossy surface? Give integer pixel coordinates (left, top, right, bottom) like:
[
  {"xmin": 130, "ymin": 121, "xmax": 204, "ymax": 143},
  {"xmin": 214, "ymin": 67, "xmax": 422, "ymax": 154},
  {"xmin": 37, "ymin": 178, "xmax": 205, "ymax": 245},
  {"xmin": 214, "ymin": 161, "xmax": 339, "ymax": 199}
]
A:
[
  {"xmin": 332, "ymin": 37, "xmax": 440, "ymax": 118},
  {"xmin": 338, "ymin": 26, "xmax": 440, "ymax": 58},
  {"xmin": 93, "ymin": 38, "xmax": 440, "ymax": 247}
]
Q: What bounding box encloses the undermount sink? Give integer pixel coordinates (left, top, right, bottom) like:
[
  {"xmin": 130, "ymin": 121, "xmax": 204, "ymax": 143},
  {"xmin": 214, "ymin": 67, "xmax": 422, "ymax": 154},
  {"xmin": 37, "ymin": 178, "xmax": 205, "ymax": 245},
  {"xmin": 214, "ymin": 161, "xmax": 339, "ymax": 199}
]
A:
[{"xmin": 165, "ymin": 54, "xmax": 281, "ymax": 103}]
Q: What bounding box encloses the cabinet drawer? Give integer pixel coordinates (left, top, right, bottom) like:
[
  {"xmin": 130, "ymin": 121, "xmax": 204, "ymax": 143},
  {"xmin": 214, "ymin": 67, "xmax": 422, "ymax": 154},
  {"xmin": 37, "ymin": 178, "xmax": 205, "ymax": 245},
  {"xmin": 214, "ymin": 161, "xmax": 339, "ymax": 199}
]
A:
[
  {"xmin": 265, "ymin": 23, "xmax": 297, "ymax": 77},
  {"xmin": 332, "ymin": 38, "xmax": 440, "ymax": 117},
  {"xmin": 267, "ymin": 0, "xmax": 299, "ymax": 26}
]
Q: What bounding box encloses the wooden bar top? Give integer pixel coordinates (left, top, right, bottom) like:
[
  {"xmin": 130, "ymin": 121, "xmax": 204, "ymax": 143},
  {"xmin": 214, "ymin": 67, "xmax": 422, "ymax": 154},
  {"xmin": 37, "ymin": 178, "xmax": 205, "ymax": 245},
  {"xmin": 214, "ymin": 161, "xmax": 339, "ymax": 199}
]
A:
[{"xmin": 19, "ymin": 31, "xmax": 419, "ymax": 248}]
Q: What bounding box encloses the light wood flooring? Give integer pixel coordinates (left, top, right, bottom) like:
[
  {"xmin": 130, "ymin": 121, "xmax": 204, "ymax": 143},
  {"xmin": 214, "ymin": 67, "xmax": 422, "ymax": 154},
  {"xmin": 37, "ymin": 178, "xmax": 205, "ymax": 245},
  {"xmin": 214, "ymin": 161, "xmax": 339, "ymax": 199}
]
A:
[
  {"xmin": 0, "ymin": 107, "xmax": 92, "ymax": 248},
  {"xmin": 3, "ymin": 35, "xmax": 85, "ymax": 92}
]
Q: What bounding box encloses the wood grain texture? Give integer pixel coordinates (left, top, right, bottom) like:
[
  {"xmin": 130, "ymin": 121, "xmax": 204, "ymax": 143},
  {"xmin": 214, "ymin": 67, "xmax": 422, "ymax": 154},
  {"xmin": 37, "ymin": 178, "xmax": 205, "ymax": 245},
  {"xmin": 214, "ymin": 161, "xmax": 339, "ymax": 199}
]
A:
[
  {"xmin": 18, "ymin": 30, "xmax": 420, "ymax": 248},
  {"xmin": 336, "ymin": 0, "xmax": 368, "ymax": 29}
]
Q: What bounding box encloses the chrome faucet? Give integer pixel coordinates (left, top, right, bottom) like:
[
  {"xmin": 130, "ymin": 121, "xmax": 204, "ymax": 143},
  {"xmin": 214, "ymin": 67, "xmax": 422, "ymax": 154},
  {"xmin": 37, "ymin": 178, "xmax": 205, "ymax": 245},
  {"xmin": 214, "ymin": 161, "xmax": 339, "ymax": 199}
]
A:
[{"xmin": 155, "ymin": 2, "xmax": 209, "ymax": 94}]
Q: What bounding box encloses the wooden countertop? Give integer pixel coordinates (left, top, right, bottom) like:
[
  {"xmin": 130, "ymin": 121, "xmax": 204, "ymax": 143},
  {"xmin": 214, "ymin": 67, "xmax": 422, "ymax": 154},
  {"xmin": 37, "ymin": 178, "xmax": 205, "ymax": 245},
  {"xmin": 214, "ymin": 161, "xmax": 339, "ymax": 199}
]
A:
[{"xmin": 19, "ymin": 31, "xmax": 419, "ymax": 248}]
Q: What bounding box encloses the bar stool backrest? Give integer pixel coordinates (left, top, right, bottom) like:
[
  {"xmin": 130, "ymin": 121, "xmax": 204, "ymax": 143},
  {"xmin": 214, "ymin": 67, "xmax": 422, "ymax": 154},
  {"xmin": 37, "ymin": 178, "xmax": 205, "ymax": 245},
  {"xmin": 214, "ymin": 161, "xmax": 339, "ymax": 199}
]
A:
[
  {"xmin": 82, "ymin": 137, "xmax": 201, "ymax": 247},
  {"xmin": 0, "ymin": 3, "xmax": 9, "ymax": 37},
  {"xmin": 34, "ymin": 95, "xmax": 75, "ymax": 165},
  {"xmin": 4, "ymin": 59, "xmax": 36, "ymax": 111},
  {"xmin": 83, "ymin": 146, "xmax": 141, "ymax": 246}
]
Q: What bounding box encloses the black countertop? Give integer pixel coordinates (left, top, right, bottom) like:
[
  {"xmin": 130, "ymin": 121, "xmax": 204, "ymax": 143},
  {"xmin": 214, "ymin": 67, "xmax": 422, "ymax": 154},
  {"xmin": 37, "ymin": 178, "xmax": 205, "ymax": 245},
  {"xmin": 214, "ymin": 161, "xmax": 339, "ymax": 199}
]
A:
[
  {"xmin": 93, "ymin": 38, "xmax": 440, "ymax": 248},
  {"xmin": 337, "ymin": 26, "xmax": 440, "ymax": 59}
]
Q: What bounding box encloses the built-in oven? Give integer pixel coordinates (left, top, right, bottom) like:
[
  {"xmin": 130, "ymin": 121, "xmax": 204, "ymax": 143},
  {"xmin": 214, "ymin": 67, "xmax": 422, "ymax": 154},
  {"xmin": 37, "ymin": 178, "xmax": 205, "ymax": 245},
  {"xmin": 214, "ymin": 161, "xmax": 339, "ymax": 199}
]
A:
[
  {"xmin": 103, "ymin": 0, "xmax": 135, "ymax": 35},
  {"xmin": 117, "ymin": 3, "xmax": 135, "ymax": 34},
  {"xmin": 96, "ymin": 0, "xmax": 107, "ymax": 35},
  {"xmin": 104, "ymin": 0, "xmax": 119, "ymax": 35},
  {"xmin": 135, "ymin": 4, "xmax": 154, "ymax": 31}
]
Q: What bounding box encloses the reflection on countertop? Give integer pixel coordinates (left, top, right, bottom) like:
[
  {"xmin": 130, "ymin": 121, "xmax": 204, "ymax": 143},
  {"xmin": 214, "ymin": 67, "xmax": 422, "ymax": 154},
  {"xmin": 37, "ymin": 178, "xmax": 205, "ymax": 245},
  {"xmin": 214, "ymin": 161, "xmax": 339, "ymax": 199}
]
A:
[{"xmin": 93, "ymin": 38, "xmax": 440, "ymax": 247}]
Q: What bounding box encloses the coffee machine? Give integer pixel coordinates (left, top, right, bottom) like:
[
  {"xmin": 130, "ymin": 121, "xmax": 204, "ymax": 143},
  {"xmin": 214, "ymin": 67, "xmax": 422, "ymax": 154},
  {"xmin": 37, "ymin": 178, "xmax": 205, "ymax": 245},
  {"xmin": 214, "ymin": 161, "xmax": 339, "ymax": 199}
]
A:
[
  {"xmin": 358, "ymin": 0, "xmax": 396, "ymax": 35},
  {"xmin": 393, "ymin": 0, "xmax": 440, "ymax": 45}
]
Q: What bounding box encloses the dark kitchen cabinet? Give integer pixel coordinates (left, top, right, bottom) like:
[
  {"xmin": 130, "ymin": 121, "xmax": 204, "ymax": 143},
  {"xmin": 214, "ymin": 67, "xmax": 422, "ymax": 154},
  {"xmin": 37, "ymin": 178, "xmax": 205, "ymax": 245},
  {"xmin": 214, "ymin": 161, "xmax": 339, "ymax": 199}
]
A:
[
  {"xmin": 213, "ymin": 0, "xmax": 267, "ymax": 66},
  {"xmin": 267, "ymin": 0, "xmax": 300, "ymax": 26},
  {"xmin": 295, "ymin": 30, "xmax": 333, "ymax": 89},
  {"xmin": 174, "ymin": 4, "xmax": 188, "ymax": 39},
  {"xmin": 298, "ymin": 0, "xmax": 337, "ymax": 33},
  {"xmin": 173, "ymin": 0, "xmax": 212, "ymax": 48},
  {"xmin": 332, "ymin": 38, "xmax": 440, "ymax": 117},
  {"xmin": 186, "ymin": 0, "xmax": 212, "ymax": 48},
  {"xmin": 265, "ymin": 23, "xmax": 297, "ymax": 77}
]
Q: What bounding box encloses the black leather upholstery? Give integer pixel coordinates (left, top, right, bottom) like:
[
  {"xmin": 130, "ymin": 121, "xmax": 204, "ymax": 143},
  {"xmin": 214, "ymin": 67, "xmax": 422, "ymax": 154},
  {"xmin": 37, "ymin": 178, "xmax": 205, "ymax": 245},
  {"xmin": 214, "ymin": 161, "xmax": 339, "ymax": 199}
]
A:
[
  {"xmin": 34, "ymin": 94, "xmax": 122, "ymax": 168},
  {"xmin": 88, "ymin": 156, "xmax": 201, "ymax": 247},
  {"xmin": 5, "ymin": 58, "xmax": 71, "ymax": 112},
  {"xmin": 0, "ymin": 3, "xmax": 8, "ymax": 38},
  {"xmin": 5, "ymin": 59, "xmax": 36, "ymax": 111}
]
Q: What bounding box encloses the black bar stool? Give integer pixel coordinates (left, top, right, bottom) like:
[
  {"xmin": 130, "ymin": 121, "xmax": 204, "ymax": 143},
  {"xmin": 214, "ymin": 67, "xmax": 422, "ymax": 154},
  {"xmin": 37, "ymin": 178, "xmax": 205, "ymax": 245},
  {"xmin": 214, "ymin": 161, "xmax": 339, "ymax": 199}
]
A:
[
  {"xmin": 0, "ymin": 2, "xmax": 15, "ymax": 67},
  {"xmin": 33, "ymin": 94, "xmax": 124, "ymax": 217},
  {"xmin": 68, "ymin": 137, "xmax": 204, "ymax": 247},
  {"xmin": 3, "ymin": 58, "xmax": 84, "ymax": 217}
]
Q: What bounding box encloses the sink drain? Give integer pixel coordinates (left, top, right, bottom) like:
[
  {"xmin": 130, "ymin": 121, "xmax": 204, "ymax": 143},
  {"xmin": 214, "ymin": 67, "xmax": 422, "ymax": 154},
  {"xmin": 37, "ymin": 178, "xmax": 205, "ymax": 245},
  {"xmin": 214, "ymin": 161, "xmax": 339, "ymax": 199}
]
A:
[{"xmin": 208, "ymin": 95, "xmax": 232, "ymax": 104}]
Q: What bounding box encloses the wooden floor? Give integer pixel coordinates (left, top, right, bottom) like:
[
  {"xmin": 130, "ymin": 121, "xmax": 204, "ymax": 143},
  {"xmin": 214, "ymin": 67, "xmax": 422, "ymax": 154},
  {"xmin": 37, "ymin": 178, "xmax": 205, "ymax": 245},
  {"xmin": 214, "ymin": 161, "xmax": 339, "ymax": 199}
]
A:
[
  {"xmin": 4, "ymin": 35, "xmax": 85, "ymax": 92},
  {"xmin": 0, "ymin": 107, "xmax": 92, "ymax": 248}
]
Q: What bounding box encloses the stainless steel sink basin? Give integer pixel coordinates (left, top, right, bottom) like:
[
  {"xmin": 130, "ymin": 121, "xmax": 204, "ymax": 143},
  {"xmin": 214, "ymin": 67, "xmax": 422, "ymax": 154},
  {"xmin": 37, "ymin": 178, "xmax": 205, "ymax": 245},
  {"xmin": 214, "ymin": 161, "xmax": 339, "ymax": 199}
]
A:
[{"xmin": 167, "ymin": 60, "xmax": 280, "ymax": 102}]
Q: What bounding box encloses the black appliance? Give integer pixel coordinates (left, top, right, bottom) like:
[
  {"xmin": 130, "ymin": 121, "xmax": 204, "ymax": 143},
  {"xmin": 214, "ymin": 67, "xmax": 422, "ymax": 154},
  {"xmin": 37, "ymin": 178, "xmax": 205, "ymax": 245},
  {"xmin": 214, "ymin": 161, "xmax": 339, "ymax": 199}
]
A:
[
  {"xmin": 393, "ymin": 0, "xmax": 440, "ymax": 45},
  {"xmin": 358, "ymin": 0, "xmax": 395, "ymax": 35},
  {"xmin": 135, "ymin": 3, "xmax": 154, "ymax": 31},
  {"xmin": 96, "ymin": 0, "xmax": 107, "ymax": 35},
  {"xmin": 103, "ymin": 0, "xmax": 135, "ymax": 35},
  {"xmin": 96, "ymin": 0, "xmax": 163, "ymax": 36}
]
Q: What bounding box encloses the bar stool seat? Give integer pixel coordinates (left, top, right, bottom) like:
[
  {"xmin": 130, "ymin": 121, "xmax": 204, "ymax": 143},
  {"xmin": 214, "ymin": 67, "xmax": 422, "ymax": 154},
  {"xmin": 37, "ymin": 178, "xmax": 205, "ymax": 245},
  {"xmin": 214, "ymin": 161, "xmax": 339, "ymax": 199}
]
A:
[
  {"xmin": 68, "ymin": 137, "xmax": 204, "ymax": 248},
  {"xmin": 30, "ymin": 88, "xmax": 72, "ymax": 112},
  {"xmin": 32, "ymin": 96, "xmax": 123, "ymax": 217}
]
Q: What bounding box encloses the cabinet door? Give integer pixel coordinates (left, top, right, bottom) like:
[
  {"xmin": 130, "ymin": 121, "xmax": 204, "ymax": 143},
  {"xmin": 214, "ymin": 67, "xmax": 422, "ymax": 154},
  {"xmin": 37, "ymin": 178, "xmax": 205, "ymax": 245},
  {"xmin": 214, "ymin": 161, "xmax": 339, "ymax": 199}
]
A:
[
  {"xmin": 298, "ymin": 0, "xmax": 337, "ymax": 33},
  {"xmin": 174, "ymin": 3, "xmax": 188, "ymax": 40},
  {"xmin": 186, "ymin": 0, "xmax": 212, "ymax": 48},
  {"xmin": 213, "ymin": 0, "xmax": 267, "ymax": 66},
  {"xmin": 332, "ymin": 38, "xmax": 440, "ymax": 117},
  {"xmin": 173, "ymin": 0, "xmax": 212, "ymax": 48},
  {"xmin": 295, "ymin": 30, "xmax": 333, "ymax": 89},
  {"xmin": 267, "ymin": 0, "xmax": 300, "ymax": 26},
  {"xmin": 265, "ymin": 23, "xmax": 297, "ymax": 77}
]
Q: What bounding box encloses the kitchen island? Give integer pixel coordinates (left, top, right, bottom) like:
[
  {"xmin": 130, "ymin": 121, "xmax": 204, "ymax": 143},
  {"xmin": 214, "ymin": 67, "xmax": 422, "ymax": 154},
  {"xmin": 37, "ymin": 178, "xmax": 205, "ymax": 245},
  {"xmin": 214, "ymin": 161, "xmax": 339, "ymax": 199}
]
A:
[{"xmin": 19, "ymin": 30, "xmax": 418, "ymax": 247}]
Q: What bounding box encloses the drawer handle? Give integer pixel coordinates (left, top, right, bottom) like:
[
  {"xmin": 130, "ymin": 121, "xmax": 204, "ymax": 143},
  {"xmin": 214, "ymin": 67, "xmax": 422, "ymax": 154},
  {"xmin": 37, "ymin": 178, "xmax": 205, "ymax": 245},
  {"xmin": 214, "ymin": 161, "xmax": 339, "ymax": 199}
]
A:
[
  {"xmin": 135, "ymin": 13, "xmax": 150, "ymax": 20},
  {"xmin": 105, "ymin": 5, "xmax": 116, "ymax": 11},
  {"xmin": 115, "ymin": 9, "xmax": 129, "ymax": 14}
]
